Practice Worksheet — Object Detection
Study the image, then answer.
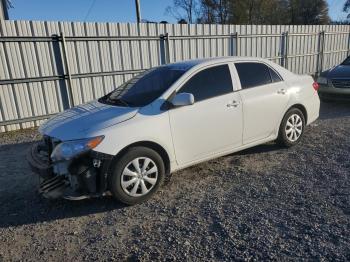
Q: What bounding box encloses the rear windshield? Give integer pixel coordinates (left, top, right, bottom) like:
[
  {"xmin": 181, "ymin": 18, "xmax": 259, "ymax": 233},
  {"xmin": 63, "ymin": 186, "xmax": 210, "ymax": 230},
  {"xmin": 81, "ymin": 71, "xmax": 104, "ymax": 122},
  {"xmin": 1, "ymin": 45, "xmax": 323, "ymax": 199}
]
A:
[
  {"xmin": 341, "ymin": 57, "xmax": 350, "ymax": 65},
  {"xmin": 99, "ymin": 66, "xmax": 186, "ymax": 107}
]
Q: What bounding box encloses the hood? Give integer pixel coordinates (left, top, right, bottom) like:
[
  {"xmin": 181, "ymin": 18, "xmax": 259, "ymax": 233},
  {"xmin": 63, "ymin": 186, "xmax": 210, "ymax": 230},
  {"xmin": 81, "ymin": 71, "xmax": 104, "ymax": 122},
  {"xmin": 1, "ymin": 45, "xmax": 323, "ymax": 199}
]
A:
[
  {"xmin": 39, "ymin": 100, "xmax": 138, "ymax": 141},
  {"xmin": 325, "ymin": 65, "xmax": 350, "ymax": 79}
]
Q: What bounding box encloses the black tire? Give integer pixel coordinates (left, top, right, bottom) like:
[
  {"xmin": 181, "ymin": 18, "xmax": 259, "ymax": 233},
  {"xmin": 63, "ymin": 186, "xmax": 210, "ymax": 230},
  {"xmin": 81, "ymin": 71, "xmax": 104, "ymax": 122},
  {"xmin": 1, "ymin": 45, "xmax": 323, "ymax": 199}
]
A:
[
  {"xmin": 109, "ymin": 146, "xmax": 165, "ymax": 205},
  {"xmin": 277, "ymin": 108, "xmax": 305, "ymax": 147}
]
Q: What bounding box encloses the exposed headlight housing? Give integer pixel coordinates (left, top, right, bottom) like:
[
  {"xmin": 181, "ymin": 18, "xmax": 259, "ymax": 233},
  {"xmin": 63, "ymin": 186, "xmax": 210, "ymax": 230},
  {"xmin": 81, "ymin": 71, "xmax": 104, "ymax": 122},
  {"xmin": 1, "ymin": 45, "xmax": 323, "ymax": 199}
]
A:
[
  {"xmin": 317, "ymin": 76, "xmax": 328, "ymax": 85},
  {"xmin": 51, "ymin": 136, "xmax": 104, "ymax": 161}
]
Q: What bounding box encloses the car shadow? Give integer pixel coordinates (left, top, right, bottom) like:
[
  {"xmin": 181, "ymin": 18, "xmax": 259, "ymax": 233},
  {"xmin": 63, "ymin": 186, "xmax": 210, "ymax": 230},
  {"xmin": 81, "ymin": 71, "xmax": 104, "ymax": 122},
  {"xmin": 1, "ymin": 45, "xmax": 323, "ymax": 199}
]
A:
[
  {"xmin": 0, "ymin": 141, "xmax": 127, "ymax": 228},
  {"xmin": 233, "ymin": 143, "xmax": 283, "ymax": 156},
  {"xmin": 0, "ymin": 195, "xmax": 127, "ymax": 229}
]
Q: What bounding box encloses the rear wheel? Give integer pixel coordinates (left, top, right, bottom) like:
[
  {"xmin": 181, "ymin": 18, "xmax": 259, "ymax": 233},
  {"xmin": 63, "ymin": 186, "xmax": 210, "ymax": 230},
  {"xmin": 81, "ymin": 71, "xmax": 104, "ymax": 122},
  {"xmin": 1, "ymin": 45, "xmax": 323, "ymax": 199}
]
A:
[
  {"xmin": 277, "ymin": 108, "xmax": 305, "ymax": 147},
  {"xmin": 109, "ymin": 147, "xmax": 165, "ymax": 205}
]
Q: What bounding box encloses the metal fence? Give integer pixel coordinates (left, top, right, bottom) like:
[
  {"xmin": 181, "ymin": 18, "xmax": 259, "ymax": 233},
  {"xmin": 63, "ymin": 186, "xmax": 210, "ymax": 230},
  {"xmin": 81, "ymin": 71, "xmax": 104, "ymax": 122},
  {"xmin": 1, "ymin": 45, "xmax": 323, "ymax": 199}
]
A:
[{"xmin": 0, "ymin": 20, "xmax": 349, "ymax": 132}]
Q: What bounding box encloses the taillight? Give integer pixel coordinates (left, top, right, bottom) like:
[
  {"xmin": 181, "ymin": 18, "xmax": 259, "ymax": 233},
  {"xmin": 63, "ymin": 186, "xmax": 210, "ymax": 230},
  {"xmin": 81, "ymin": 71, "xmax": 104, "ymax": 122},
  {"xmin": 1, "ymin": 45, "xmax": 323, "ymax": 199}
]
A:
[{"xmin": 312, "ymin": 82, "xmax": 320, "ymax": 91}]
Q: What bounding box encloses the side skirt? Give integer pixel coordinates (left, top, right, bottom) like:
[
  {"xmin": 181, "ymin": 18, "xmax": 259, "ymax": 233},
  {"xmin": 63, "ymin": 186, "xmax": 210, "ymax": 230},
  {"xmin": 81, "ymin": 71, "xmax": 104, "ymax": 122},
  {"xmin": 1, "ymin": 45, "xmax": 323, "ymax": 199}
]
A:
[{"xmin": 171, "ymin": 134, "xmax": 277, "ymax": 173}]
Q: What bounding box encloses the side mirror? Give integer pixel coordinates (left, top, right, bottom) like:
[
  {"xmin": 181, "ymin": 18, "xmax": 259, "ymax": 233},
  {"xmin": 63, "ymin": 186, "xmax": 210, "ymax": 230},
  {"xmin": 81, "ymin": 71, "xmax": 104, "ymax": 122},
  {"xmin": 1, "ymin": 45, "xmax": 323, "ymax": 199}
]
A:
[{"xmin": 170, "ymin": 93, "xmax": 195, "ymax": 107}]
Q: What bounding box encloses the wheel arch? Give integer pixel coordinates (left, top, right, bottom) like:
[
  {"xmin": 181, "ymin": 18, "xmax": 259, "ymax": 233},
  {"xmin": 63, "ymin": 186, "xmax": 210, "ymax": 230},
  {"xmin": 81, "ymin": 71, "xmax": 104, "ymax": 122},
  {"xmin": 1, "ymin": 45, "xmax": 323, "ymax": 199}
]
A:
[
  {"xmin": 287, "ymin": 103, "xmax": 308, "ymax": 124},
  {"xmin": 276, "ymin": 103, "xmax": 308, "ymax": 136},
  {"xmin": 111, "ymin": 141, "xmax": 171, "ymax": 176}
]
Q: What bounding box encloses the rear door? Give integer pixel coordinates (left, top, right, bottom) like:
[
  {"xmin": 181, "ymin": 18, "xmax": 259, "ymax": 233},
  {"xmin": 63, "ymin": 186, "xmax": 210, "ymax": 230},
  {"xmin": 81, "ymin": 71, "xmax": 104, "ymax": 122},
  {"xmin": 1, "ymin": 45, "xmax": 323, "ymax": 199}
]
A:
[
  {"xmin": 168, "ymin": 64, "xmax": 243, "ymax": 165},
  {"xmin": 234, "ymin": 62, "xmax": 290, "ymax": 144}
]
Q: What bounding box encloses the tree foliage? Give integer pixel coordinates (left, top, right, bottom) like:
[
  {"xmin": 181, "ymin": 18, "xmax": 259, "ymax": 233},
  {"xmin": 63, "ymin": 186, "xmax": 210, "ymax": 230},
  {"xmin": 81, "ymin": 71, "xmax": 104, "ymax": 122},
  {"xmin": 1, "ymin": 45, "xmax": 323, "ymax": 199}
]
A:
[
  {"xmin": 165, "ymin": 0, "xmax": 200, "ymax": 24},
  {"xmin": 344, "ymin": 0, "xmax": 350, "ymax": 19},
  {"xmin": 199, "ymin": 0, "xmax": 231, "ymax": 24},
  {"xmin": 288, "ymin": 0, "xmax": 330, "ymax": 24},
  {"xmin": 166, "ymin": 0, "xmax": 330, "ymax": 24}
]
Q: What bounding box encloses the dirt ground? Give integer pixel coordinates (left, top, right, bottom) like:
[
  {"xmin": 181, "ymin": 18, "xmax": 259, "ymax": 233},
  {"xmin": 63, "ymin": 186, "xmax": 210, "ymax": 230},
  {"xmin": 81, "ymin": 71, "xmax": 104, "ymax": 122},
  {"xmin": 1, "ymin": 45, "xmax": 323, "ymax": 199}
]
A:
[{"xmin": 0, "ymin": 102, "xmax": 349, "ymax": 261}]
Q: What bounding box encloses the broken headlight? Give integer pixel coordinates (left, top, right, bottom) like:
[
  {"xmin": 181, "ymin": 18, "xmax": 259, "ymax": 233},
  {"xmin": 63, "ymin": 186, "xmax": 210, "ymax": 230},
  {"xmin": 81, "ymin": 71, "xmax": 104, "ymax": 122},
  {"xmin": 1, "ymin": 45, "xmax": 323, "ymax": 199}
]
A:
[{"xmin": 51, "ymin": 136, "xmax": 104, "ymax": 161}]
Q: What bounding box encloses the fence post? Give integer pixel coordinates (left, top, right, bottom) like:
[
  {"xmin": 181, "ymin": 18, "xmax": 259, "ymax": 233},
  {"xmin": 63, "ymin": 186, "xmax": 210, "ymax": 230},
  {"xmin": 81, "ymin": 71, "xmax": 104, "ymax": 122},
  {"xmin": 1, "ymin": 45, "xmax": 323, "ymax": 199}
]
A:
[
  {"xmin": 51, "ymin": 34, "xmax": 70, "ymax": 110},
  {"xmin": 230, "ymin": 32, "xmax": 238, "ymax": 56},
  {"xmin": 316, "ymin": 31, "xmax": 325, "ymax": 77},
  {"xmin": 160, "ymin": 33, "xmax": 171, "ymax": 64},
  {"xmin": 159, "ymin": 34, "xmax": 167, "ymax": 65},
  {"xmin": 280, "ymin": 32, "xmax": 288, "ymax": 68},
  {"xmin": 280, "ymin": 32, "xmax": 285, "ymax": 67},
  {"xmin": 284, "ymin": 32, "xmax": 289, "ymax": 69},
  {"xmin": 279, "ymin": 32, "xmax": 286, "ymax": 66},
  {"xmin": 347, "ymin": 31, "xmax": 350, "ymax": 57},
  {"xmin": 59, "ymin": 32, "xmax": 74, "ymax": 108},
  {"xmin": 165, "ymin": 33, "xmax": 171, "ymax": 64}
]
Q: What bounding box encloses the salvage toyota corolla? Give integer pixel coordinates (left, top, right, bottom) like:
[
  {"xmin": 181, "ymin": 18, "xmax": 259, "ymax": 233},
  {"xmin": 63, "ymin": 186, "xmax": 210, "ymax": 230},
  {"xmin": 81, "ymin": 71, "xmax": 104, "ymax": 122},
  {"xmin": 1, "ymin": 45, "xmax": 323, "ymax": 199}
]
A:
[{"xmin": 28, "ymin": 57, "xmax": 320, "ymax": 205}]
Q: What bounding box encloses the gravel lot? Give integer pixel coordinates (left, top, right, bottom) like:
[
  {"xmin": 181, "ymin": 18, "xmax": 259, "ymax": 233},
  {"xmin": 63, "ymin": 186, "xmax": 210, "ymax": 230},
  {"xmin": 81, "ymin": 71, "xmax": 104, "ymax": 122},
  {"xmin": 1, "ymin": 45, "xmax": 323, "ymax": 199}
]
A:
[{"xmin": 0, "ymin": 102, "xmax": 349, "ymax": 261}]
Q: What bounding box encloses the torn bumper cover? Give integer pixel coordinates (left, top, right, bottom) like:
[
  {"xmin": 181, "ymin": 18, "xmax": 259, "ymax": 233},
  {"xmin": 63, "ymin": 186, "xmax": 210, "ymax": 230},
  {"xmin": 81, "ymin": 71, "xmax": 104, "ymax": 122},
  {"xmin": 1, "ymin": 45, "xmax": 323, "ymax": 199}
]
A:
[
  {"xmin": 27, "ymin": 139, "xmax": 113, "ymax": 200},
  {"xmin": 27, "ymin": 142, "xmax": 53, "ymax": 179}
]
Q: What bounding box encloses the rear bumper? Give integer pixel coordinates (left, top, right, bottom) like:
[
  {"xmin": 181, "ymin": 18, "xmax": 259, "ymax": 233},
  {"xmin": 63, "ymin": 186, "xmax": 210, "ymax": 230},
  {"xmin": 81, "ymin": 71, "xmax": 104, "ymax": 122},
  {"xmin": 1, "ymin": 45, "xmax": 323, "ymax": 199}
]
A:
[
  {"xmin": 318, "ymin": 93, "xmax": 350, "ymax": 101},
  {"xmin": 302, "ymin": 92, "xmax": 320, "ymax": 125},
  {"xmin": 318, "ymin": 85, "xmax": 350, "ymax": 101}
]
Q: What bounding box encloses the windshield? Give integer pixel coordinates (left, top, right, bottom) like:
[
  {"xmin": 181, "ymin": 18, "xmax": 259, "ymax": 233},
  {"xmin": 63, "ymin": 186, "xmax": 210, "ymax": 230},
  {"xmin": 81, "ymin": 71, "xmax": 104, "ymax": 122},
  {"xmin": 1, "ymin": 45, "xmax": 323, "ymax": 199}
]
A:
[
  {"xmin": 99, "ymin": 66, "xmax": 186, "ymax": 107},
  {"xmin": 341, "ymin": 56, "xmax": 350, "ymax": 65}
]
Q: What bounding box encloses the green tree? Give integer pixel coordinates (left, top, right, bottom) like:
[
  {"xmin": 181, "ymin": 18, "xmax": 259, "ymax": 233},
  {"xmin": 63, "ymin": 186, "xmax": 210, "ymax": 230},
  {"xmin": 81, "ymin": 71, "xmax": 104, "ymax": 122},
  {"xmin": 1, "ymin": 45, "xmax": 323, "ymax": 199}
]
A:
[
  {"xmin": 288, "ymin": 0, "xmax": 330, "ymax": 24},
  {"xmin": 344, "ymin": 0, "xmax": 350, "ymax": 19},
  {"xmin": 167, "ymin": 0, "xmax": 330, "ymax": 25},
  {"xmin": 165, "ymin": 0, "xmax": 200, "ymax": 24},
  {"xmin": 225, "ymin": 0, "xmax": 288, "ymax": 24},
  {"xmin": 228, "ymin": 0, "xmax": 329, "ymax": 24},
  {"xmin": 199, "ymin": 0, "xmax": 231, "ymax": 24}
]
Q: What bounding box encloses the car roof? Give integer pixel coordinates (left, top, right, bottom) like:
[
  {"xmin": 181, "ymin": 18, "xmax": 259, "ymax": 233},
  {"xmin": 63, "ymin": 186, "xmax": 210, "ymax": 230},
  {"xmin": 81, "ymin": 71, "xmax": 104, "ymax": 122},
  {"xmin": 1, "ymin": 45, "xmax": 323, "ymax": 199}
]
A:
[
  {"xmin": 159, "ymin": 56, "xmax": 296, "ymax": 100},
  {"xmin": 166, "ymin": 56, "xmax": 271, "ymax": 70}
]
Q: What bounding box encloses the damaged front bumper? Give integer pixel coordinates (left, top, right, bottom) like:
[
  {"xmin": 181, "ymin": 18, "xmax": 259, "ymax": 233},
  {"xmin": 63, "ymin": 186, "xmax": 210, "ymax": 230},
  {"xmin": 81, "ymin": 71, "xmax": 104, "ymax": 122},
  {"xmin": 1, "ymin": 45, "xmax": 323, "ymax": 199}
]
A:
[{"xmin": 27, "ymin": 138, "xmax": 113, "ymax": 200}]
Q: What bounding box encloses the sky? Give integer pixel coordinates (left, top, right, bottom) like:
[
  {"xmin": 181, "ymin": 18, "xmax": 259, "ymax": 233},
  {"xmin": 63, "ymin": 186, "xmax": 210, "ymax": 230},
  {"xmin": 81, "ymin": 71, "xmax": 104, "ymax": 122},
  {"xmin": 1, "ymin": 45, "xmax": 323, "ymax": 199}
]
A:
[{"xmin": 6, "ymin": 0, "xmax": 349, "ymax": 23}]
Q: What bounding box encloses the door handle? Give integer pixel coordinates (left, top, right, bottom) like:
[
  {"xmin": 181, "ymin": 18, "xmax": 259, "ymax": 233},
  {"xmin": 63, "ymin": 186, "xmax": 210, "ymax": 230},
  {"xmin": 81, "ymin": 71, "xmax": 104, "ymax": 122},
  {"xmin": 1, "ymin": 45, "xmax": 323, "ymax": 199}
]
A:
[
  {"xmin": 227, "ymin": 100, "xmax": 240, "ymax": 108},
  {"xmin": 277, "ymin": 88, "xmax": 286, "ymax": 95}
]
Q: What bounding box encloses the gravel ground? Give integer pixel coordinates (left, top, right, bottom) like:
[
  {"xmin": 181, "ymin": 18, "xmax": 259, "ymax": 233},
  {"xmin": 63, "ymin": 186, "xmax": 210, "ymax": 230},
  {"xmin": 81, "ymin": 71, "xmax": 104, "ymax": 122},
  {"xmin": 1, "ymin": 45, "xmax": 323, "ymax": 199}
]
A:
[{"xmin": 0, "ymin": 102, "xmax": 349, "ymax": 261}]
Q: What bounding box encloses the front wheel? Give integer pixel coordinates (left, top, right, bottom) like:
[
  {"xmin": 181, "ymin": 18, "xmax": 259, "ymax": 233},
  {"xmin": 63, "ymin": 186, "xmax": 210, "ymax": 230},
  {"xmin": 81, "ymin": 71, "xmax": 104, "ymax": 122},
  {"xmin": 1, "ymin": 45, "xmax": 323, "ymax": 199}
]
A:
[
  {"xmin": 277, "ymin": 108, "xmax": 305, "ymax": 147},
  {"xmin": 109, "ymin": 147, "xmax": 165, "ymax": 205}
]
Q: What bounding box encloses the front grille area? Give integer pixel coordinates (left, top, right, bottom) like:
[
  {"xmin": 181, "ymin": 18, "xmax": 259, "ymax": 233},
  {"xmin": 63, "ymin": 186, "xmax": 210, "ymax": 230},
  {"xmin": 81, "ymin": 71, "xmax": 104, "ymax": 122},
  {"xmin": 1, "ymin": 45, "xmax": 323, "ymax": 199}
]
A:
[{"xmin": 332, "ymin": 79, "xmax": 350, "ymax": 89}]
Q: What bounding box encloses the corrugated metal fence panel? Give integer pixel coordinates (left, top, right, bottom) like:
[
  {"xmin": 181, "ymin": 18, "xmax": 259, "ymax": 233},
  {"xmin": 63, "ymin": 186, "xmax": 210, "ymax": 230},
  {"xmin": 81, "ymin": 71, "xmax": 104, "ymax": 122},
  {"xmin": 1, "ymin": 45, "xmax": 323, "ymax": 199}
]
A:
[
  {"xmin": 0, "ymin": 20, "xmax": 67, "ymax": 131},
  {"xmin": 323, "ymin": 25, "xmax": 349, "ymax": 71},
  {"xmin": 0, "ymin": 21, "xmax": 349, "ymax": 132}
]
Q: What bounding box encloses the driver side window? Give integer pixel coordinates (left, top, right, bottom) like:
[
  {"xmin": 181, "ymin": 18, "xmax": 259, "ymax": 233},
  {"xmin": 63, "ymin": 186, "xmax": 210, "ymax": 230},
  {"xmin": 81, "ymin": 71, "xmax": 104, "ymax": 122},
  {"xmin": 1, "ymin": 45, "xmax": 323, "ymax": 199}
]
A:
[{"xmin": 179, "ymin": 64, "xmax": 234, "ymax": 102}]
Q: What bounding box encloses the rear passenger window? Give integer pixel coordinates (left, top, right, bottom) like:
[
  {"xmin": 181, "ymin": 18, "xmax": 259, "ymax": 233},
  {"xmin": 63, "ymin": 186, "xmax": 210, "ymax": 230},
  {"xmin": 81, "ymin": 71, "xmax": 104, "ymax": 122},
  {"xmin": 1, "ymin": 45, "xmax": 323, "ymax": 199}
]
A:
[
  {"xmin": 235, "ymin": 62, "xmax": 280, "ymax": 89},
  {"xmin": 179, "ymin": 64, "xmax": 233, "ymax": 102},
  {"xmin": 269, "ymin": 68, "xmax": 282, "ymax": 82}
]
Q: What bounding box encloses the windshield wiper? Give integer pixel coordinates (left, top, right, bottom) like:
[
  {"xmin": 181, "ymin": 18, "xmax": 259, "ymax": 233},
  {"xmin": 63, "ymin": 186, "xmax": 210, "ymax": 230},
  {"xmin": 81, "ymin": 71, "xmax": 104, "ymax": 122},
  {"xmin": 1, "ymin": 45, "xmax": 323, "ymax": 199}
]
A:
[{"xmin": 106, "ymin": 97, "xmax": 130, "ymax": 107}]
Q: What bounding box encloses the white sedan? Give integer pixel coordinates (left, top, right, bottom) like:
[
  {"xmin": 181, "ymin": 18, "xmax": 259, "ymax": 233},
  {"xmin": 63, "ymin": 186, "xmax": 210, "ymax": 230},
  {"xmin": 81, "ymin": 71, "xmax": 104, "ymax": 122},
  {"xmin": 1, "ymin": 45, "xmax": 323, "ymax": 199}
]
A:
[{"xmin": 28, "ymin": 57, "xmax": 320, "ymax": 205}]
